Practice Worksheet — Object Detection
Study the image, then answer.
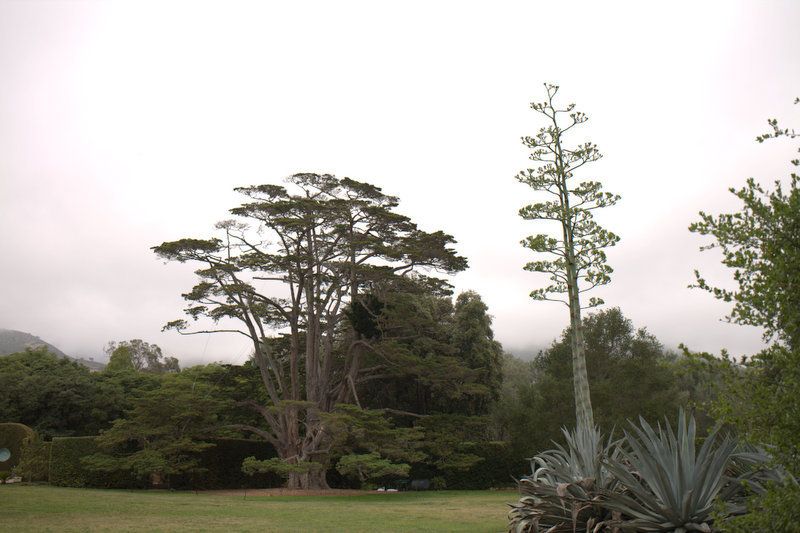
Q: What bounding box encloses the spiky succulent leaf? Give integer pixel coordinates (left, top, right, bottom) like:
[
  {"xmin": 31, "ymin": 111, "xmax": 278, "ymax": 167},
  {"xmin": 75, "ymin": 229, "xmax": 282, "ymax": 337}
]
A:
[
  {"xmin": 598, "ymin": 410, "xmax": 740, "ymax": 532},
  {"xmin": 508, "ymin": 424, "xmax": 621, "ymax": 532}
]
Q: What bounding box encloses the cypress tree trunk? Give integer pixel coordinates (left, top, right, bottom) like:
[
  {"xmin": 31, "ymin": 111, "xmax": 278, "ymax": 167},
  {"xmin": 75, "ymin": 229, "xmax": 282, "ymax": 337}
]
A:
[{"xmin": 286, "ymin": 469, "xmax": 330, "ymax": 490}]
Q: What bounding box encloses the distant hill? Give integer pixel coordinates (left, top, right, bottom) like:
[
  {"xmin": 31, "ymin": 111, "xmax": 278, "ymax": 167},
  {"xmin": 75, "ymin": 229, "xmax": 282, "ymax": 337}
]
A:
[{"xmin": 0, "ymin": 329, "xmax": 105, "ymax": 371}]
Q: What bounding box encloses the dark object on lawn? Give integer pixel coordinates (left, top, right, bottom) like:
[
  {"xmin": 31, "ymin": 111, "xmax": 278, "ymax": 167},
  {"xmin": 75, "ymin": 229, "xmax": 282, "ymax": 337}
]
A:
[{"xmin": 410, "ymin": 479, "xmax": 430, "ymax": 491}]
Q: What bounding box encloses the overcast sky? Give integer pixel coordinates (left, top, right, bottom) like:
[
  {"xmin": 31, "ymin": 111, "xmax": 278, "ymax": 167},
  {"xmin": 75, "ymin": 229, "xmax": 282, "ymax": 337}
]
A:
[{"xmin": 1, "ymin": 1, "xmax": 798, "ymax": 365}]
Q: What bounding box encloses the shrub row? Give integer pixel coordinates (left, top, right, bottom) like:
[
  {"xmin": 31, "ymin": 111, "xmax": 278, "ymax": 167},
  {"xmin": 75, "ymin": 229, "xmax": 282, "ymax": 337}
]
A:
[
  {"xmin": 50, "ymin": 436, "xmax": 143, "ymax": 488},
  {"xmin": 17, "ymin": 438, "xmax": 51, "ymax": 482},
  {"xmin": 21, "ymin": 427, "xmax": 520, "ymax": 490},
  {"xmin": 48, "ymin": 436, "xmax": 281, "ymax": 489},
  {"xmin": 408, "ymin": 441, "xmax": 526, "ymax": 490},
  {"xmin": 442, "ymin": 441, "xmax": 526, "ymax": 489},
  {"xmin": 171, "ymin": 438, "xmax": 283, "ymax": 489}
]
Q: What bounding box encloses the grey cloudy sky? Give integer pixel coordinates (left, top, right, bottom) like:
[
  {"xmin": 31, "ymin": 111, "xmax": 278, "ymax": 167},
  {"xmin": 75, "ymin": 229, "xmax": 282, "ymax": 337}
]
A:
[{"xmin": 1, "ymin": 1, "xmax": 798, "ymax": 365}]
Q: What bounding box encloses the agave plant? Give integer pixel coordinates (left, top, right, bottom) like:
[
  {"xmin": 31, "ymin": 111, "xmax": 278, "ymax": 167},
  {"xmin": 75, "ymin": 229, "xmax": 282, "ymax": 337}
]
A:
[
  {"xmin": 727, "ymin": 443, "xmax": 794, "ymax": 496},
  {"xmin": 598, "ymin": 410, "xmax": 741, "ymax": 532},
  {"xmin": 508, "ymin": 423, "xmax": 622, "ymax": 533}
]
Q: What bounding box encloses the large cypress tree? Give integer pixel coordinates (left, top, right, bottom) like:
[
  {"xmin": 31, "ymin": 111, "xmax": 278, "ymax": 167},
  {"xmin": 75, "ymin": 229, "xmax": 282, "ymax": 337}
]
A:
[{"xmin": 153, "ymin": 174, "xmax": 466, "ymax": 489}]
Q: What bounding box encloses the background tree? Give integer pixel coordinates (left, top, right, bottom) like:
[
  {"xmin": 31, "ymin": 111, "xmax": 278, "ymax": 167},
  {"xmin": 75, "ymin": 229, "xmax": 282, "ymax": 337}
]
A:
[
  {"xmin": 152, "ymin": 174, "xmax": 466, "ymax": 489},
  {"xmin": 494, "ymin": 308, "xmax": 684, "ymax": 458},
  {"xmin": 517, "ymin": 83, "xmax": 620, "ymax": 429},
  {"xmin": 0, "ymin": 348, "xmax": 149, "ymax": 437},
  {"xmin": 355, "ymin": 290, "xmax": 501, "ymax": 417},
  {"xmin": 691, "ymin": 102, "xmax": 800, "ymax": 529},
  {"xmin": 180, "ymin": 361, "xmax": 269, "ymax": 431},
  {"xmin": 451, "ymin": 291, "xmax": 504, "ymax": 414},
  {"xmin": 334, "ymin": 452, "xmax": 410, "ymax": 488},
  {"xmin": 690, "ymin": 100, "xmax": 799, "ymax": 351},
  {"xmin": 105, "ymin": 339, "xmax": 180, "ymax": 374},
  {"xmin": 243, "ymin": 404, "xmax": 423, "ymax": 489},
  {"xmin": 82, "ymin": 373, "xmax": 225, "ymax": 486}
]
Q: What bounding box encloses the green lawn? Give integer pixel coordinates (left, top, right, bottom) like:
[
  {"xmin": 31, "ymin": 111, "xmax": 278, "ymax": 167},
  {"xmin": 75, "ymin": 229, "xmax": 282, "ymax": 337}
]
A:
[{"xmin": 0, "ymin": 485, "xmax": 516, "ymax": 532}]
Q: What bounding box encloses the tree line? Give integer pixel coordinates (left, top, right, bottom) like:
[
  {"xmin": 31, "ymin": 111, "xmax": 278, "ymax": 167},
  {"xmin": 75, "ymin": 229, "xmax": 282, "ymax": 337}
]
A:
[{"xmin": 1, "ymin": 304, "xmax": 719, "ymax": 490}]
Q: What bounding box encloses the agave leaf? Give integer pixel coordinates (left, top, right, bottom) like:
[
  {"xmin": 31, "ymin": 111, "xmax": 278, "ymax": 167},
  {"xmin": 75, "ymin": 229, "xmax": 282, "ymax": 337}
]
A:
[
  {"xmin": 600, "ymin": 409, "xmax": 745, "ymax": 531},
  {"xmin": 508, "ymin": 424, "xmax": 621, "ymax": 533}
]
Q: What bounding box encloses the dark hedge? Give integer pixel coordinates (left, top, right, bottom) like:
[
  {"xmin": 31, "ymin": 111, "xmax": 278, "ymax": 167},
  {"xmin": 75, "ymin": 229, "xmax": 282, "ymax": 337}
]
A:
[
  {"xmin": 49, "ymin": 436, "xmax": 280, "ymax": 489},
  {"xmin": 49, "ymin": 436, "xmax": 144, "ymax": 488},
  {"xmin": 17, "ymin": 438, "xmax": 51, "ymax": 482},
  {"xmin": 442, "ymin": 441, "xmax": 525, "ymax": 489},
  {"xmin": 47, "ymin": 434, "xmax": 517, "ymax": 490},
  {"xmin": 409, "ymin": 441, "xmax": 526, "ymax": 490},
  {"xmin": 171, "ymin": 438, "xmax": 282, "ymax": 489}
]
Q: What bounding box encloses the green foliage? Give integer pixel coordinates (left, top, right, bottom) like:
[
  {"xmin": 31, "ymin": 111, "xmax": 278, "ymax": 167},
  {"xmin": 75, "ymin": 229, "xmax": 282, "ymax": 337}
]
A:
[
  {"xmin": 496, "ymin": 308, "xmax": 687, "ymax": 458},
  {"xmin": 170, "ymin": 438, "xmax": 282, "ymax": 489},
  {"xmin": 304, "ymin": 404, "xmax": 427, "ymax": 488},
  {"xmin": 358, "ymin": 290, "xmax": 503, "ymax": 417},
  {"xmin": 50, "ymin": 436, "xmax": 140, "ymax": 488},
  {"xmin": 0, "ymin": 349, "xmax": 108, "ymax": 437},
  {"xmin": 690, "ymin": 102, "xmax": 800, "ymax": 350},
  {"xmin": 430, "ymin": 476, "xmax": 447, "ymax": 490},
  {"xmin": 452, "ymin": 291, "xmax": 504, "ymax": 412},
  {"xmin": 346, "ymin": 293, "xmax": 385, "ymax": 340},
  {"xmin": 0, "ymin": 348, "xmax": 160, "ymax": 438},
  {"xmin": 690, "ymin": 175, "xmax": 800, "ymax": 350},
  {"xmin": 409, "ymin": 415, "xmax": 521, "ymax": 490},
  {"xmin": 360, "ymin": 292, "xmax": 469, "ymax": 414},
  {"xmin": 712, "ymin": 348, "xmax": 800, "ymax": 532},
  {"xmin": 690, "ymin": 103, "xmax": 800, "ymax": 528},
  {"xmin": 242, "ymin": 456, "xmax": 323, "ymax": 478},
  {"xmin": 721, "ymin": 484, "xmax": 800, "ymax": 532},
  {"xmin": 52, "ymin": 436, "xmax": 275, "ymax": 489},
  {"xmin": 415, "ymin": 415, "xmax": 488, "ymax": 475},
  {"xmin": 81, "ymin": 374, "xmax": 225, "ymax": 482},
  {"xmin": 50, "ymin": 436, "xmax": 99, "ymax": 487},
  {"xmin": 436, "ymin": 440, "xmax": 521, "ymax": 490},
  {"xmin": 152, "ymin": 174, "xmax": 468, "ymax": 488},
  {"xmin": 713, "ymin": 345, "xmax": 800, "ymax": 476},
  {"xmin": 0, "ymin": 422, "xmax": 35, "ymax": 472},
  {"xmin": 17, "ymin": 436, "xmax": 51, "ymax": 482},
  {"xmin": 325, "ymin": 404, "xmax": 425, "ymax": 465},
  {"xmin": 335, "ymin": 452, "xmax": 410, "ymax": 487},
  {"xmin": 105, "ymin": 339, "xmax": 180, "ymax": 374},
  {"xmin": 671, "ymin": 348, "xmax": 729, "ymax": 433}
]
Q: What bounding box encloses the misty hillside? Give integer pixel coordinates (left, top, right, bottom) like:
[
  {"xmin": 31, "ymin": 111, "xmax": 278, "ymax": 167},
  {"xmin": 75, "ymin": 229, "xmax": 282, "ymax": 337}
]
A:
[{"xmin": 0, "ymin": 328, "xmax": 105, "ymax": 371}]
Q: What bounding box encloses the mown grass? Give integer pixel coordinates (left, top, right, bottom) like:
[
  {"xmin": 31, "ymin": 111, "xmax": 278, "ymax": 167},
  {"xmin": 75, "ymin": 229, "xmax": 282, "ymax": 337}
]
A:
[{"xmin": 1, "ymin": 485, "xmax": 515, "ymax": 532}]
